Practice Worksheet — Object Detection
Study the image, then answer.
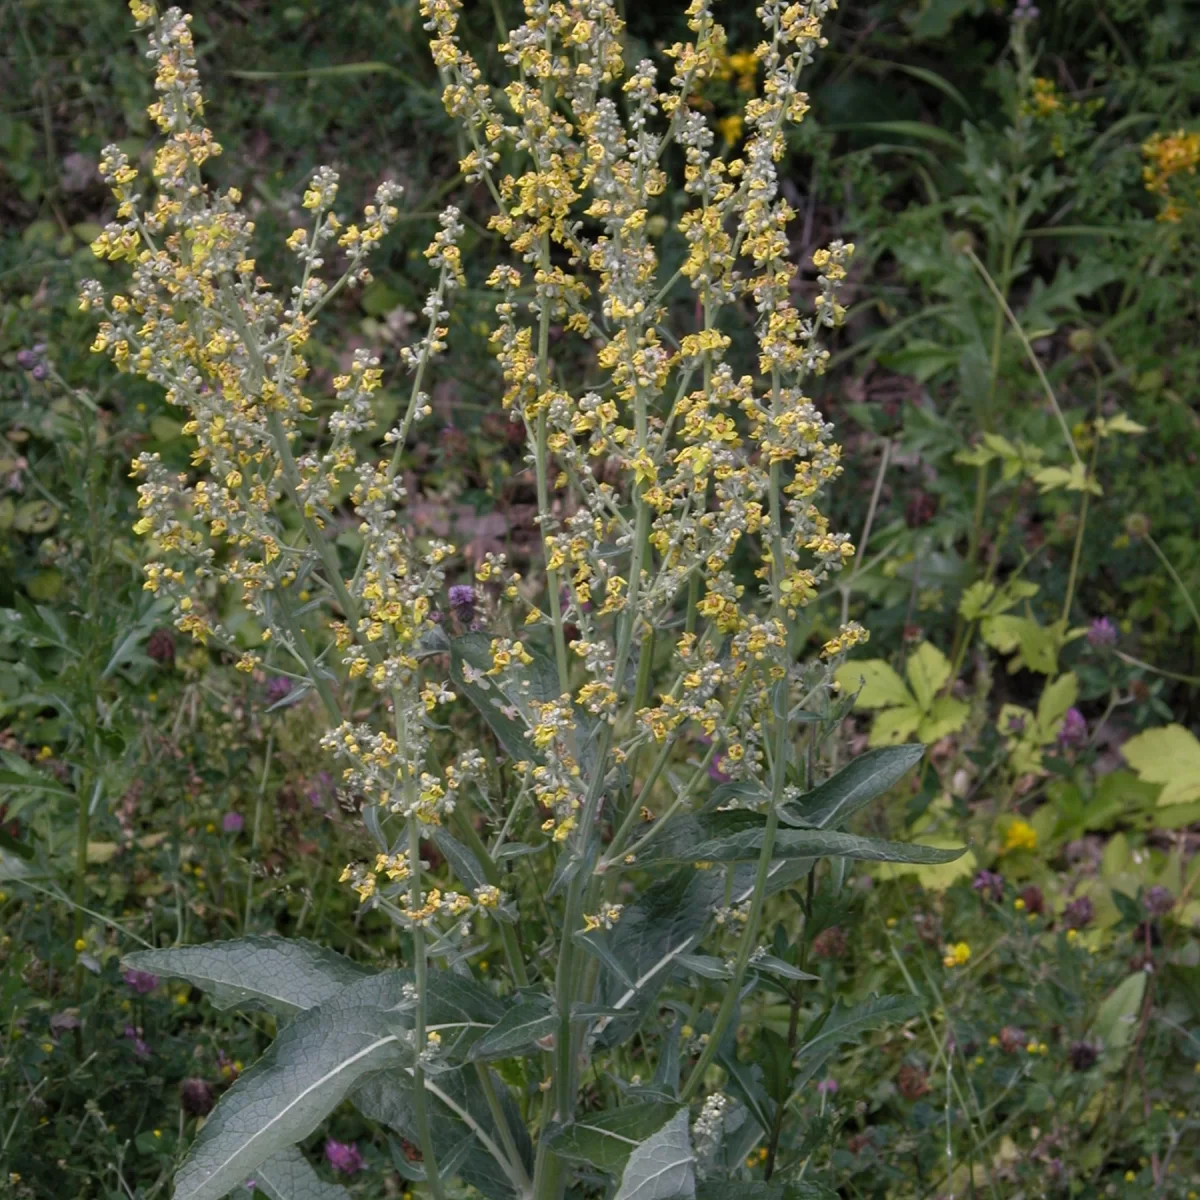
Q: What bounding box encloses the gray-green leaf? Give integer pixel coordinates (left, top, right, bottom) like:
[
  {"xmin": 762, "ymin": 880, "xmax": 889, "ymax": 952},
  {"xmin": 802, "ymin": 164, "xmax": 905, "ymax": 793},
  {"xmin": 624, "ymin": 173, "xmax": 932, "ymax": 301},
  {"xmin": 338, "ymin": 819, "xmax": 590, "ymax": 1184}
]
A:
[
  {"xmin": 246, "ymin": 1147, "xmax": 349, "ymax": 1200},
  {"xmin": 549, "ymin": 1102, "xmax": 681, "ymax": 1175},
  {"xmin": 613, "ymin": 1108, "xmax": 695, "ymax": 1200},
  {"xmin": 174, "ymin": 974, "xmax": 411, "ymax": 1200},
  {"xmin": 783, "ymin": 744, "xmax": 925, "ymax": 829},
  {"xmin": 123, "ymin": 936, "xmax": 373, "ymax": 1018},
  {"xmin": 470, "ymin": 997, "xmax": 557, "ymax": 1060},
  {"xmin": 654, "ymin": 823, "xmax": 964, "ymax": 867}
]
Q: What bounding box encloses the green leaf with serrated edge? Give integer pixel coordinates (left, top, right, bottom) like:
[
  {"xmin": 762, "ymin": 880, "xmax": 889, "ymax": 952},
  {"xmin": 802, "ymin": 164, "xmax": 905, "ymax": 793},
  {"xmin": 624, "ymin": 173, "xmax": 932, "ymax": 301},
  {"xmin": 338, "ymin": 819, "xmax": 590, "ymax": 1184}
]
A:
[
  {"xmin": 904, "ymin": 642, "xmax": 952, "ymax": 712},
  {"xmin": 833, "ymin": 659, "xmax": 912, "ymax": 709},
  {"xmin": 247, "ymin": 1147, "xmax": 349, "ymax": 1200},
  {"xmin": 1121, "ymin": 724, "xmax": 1200, "ymax": 807},
  {"xmin": 917, "ymin": 695, "xmax": 970, "ymax": 741},
  {"xmin": 646, "ymin": 824, "xmax": 964, "ymax": 867},
  {"xmin": 784, "ymin": 744, "xmax": 925, "ymax": 829},
  {"xmin": 469, "ymin": 997, "xmax": 557, "ymax": 1061},
  {"xmin": 1093, "ymin": 973, "xmax": 1146, "ymax": 1076},
  {"xmin": 548, "ymin": 1102, "xmax": 681, "ymax": 1174},
  {"xmin": 867, "ymin": 704, "xmax": 922, "ymax": 746},
  {"xmin": 174, "ymin": 974, "xmax": 411, "ymax": 1200},
  {"xmin": 355, "ymin": 1067, "xmax": 530, "ymax": 1200},
  {"xmin": 122, "ymin": 936, "xmax": 373, "ymax": 1018},
  {"xmin": 613, "ymin": 1108, "xmax": 695, "ymax": 1200}
]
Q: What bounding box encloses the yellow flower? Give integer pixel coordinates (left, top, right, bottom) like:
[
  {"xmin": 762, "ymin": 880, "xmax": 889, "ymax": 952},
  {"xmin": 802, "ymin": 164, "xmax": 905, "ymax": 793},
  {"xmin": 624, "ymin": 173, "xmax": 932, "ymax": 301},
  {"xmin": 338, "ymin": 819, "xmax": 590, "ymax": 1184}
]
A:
[
  {"xmin": 1002, "ymin": 819, "xmax": 1037, "ymax": 854},
  {"xmin": 718, "ymin": 113, "xmax": 744, "ymax": 145},
  {"xmin": 942, "ymin": 941, "xmax": 971, "ymax": 968}
]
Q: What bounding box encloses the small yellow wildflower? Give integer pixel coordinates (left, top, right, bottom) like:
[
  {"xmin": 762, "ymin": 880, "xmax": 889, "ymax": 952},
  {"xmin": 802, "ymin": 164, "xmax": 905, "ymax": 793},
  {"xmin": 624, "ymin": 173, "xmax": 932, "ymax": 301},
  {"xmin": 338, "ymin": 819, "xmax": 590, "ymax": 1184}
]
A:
[
  {"xmin": 1002, "ymin": 819, "xmax": 1037, "ymax": 854},
  {"xmin": 943, "ymin": 941, "xmax": 971, "ymax": 968}
]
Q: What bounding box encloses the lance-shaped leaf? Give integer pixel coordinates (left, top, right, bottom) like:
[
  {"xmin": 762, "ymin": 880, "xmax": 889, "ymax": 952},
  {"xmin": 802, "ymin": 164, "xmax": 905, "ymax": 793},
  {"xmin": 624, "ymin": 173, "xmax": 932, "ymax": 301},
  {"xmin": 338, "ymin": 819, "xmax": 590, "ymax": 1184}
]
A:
[
  {"xmin": 645, "ymin": 820, "xmax": 964, "ymax": 868},
  {"xmin": 122, "ymin": 936, "xmax": 373, "ymax": 1018},
  {"xmin": 783, "ymin": 744, "xmax": 925, "ymax": 830},
  {"xmin": 548, "ymin": 1102, "xmax": 682, "ymax": 1175},
  {"xmin": 613, "ymin": 1108, "xmax": 695, "ymax": 1200},
  {"xmin": 792, "ymin": 994, "xmax": 921, "ymax": 1091},
  {"xmin": 174, "ymin": 974, "xmax": 411, "ymax": 1200},
  {"xmin": 246, "ymin": 1147, "xmax": 350, "ymax": 1200},
  {"xmin": 470, "ymin": 995, "xmax": 557, "ymax": 1061}
]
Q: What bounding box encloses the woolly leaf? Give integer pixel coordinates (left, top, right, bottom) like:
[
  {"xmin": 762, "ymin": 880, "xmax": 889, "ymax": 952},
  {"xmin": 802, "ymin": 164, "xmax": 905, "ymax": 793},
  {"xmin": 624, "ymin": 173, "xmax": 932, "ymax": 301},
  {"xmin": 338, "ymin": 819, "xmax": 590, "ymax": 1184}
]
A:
[
  {"xmin": 612, "ymin": 1108, "xmax": 695, "ymax": 1200},
  {"xmin": 122, "ymin": 936, "xmax": 373, "ymax": 1018}
]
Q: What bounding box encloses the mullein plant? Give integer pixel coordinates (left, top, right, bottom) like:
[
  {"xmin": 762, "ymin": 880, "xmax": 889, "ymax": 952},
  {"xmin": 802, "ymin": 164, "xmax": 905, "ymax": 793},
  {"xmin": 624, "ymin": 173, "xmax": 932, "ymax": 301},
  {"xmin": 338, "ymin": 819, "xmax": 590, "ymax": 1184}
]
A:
[{"xmin": 91, "ymin": 2, "xmax": 961, "ymax": 1198}]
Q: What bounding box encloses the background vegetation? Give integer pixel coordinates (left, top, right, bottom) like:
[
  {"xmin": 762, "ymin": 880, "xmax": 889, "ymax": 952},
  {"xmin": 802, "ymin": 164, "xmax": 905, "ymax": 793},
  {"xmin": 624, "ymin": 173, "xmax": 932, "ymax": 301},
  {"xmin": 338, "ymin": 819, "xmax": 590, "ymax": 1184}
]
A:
[{"xmin": 2, "ymin": 0, "xmax": 1198, "ymax": 1196}]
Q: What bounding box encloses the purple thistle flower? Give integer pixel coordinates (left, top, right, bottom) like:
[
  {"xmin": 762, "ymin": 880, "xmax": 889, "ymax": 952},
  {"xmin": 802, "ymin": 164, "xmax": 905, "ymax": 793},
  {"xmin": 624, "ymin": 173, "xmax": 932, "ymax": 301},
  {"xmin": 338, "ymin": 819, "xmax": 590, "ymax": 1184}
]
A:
[
  {"xmin": 1087, "ymin": 617, "xmax": 1118, "ymax": 648},
  {"xmin": 1143, "ymin": 885, "xmax": 1174, "ymax": 917},
  {"xmin": 16, "ymin": 343, "xmax": 47, "ymax": 371},
  {"xmin": 972, "ymin": 870, "xmax": 1005, "ymax": 902},
  {"xmin": 324, "ymin": 1139, "xmax": 365, "ymax": 1175},
  {"xmin": 817, "ymin": 1078, "xmax": 839, "ymax": 1095},
  {"xmin": 123, "ymin": 968, "xmax": 159, "ymax": 995},
  {"xmin": 1057, "ymin": 707, "xmax": 1087, "ymax": 749},
  {"xmin": 222, "ymin": 811, "xmax": 245, "ymax": 835},
  {"xmin": 265, "ymin": 676, "xmax": 292, "ymax": 704}
]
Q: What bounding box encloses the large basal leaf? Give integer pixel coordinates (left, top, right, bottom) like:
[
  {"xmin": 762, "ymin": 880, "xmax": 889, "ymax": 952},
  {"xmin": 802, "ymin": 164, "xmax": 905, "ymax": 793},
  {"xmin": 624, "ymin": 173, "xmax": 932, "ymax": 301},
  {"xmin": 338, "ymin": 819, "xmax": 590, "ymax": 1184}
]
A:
[
  {"xmin": 548, "ymin": 1101, "xmax": 681, "ymax": 1175},
  {"xmin": 469, "ymin": 996, "xmax": 557, "ymax": 1061},
  {"xmin": 784, "ymin": 744, "xmax": 925, "ymax": 830},
  {"xmin": 612, "ymin": 1108, "xmax": 695, "ymax": 1200},
  {"xmin": 122, "ymin": 936, "xmax": 373, "ymax": 1018},
  {"xmin": 174, "ymin": 974, "xmax": 412, "ymax": 1200},
  {"xmin": 649, "ymin": 822, "xmax": 964, "ymax": 868},
  {"xmin": 246, "ymin": 1147, "xmax": 350, "ymax": 1200}
]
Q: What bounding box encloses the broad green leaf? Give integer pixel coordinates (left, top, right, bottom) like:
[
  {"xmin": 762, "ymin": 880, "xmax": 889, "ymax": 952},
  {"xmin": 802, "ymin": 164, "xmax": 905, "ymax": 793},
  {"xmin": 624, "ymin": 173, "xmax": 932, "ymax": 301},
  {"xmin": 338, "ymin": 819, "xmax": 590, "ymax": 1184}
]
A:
[
  {"xmin": 1121, "ymin": 724, "xmax": 1200, "ymax": 806},
  {"xmin": 652, "ymin": 824, "xmax": 964, "ymax": 867},
  {"xmin": 612, "ymin": 1107, "xmax": 695, "ymax": 1200},
  {"xmin": 469, "ymin": 997, "xmax": 557, "ymax": 1061},
  {"xmin": 905, "ymin": 642, "xmax": 951, "ymax": 712},
  {"xmin": 431, "ymin": 827, "xmax": 488, "ymax": 891},
  {"xmin": 1035, "ymin": 672, "xmax": 1078, "ymax": 740},
  {"xmin": 122, "ymin": 936, "xmax": 373, "ymax": 1018},
  {"xmin": 1093, "ymin": 973, "xmax": 1146, "ymax": 1076},
  {"xmin": 868, "ymin": 705, "xmax": 922, "ymax": 746},
  {"xmin": 449, "ymin": 639, "xmax": 536, "ymax": 764},
  {"xmin": 549, "ymin": 1102, "xmax": 681, "ymax": 1174},
  {"xmin": 175, "ymin": 974, "xmax": 412, "ymax": 1200},
  {"xmin": 784, "ymin": 744, "xmax": 925, "ymax": 829},
  {"xmin": 248, "ymin": 1147, "xmax": 350, "ymax": 1200},
  {"xmin": 917, "ymin": 695, "xmax": 970, "ymax": 742},
  {"xmin": 834, "ymin": 659, "xmax": 912, "ymax": 709}
]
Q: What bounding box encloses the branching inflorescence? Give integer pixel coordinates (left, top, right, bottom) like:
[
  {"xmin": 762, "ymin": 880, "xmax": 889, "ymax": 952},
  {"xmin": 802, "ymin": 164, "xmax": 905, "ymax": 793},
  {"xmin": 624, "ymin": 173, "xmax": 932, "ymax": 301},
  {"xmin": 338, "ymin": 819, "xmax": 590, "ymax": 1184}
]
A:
[{"xmin": 89, "ymin": 0, "xmax": 875, "ymax": 1195}]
